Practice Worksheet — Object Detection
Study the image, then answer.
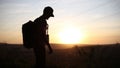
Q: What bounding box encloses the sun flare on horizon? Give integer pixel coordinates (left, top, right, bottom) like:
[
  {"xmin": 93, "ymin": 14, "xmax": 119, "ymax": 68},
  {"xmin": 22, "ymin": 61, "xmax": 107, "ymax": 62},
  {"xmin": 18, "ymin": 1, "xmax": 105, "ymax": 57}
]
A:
[{"xmin": 58, "ymin": 27, "xmax": 84, "ymax": 44}]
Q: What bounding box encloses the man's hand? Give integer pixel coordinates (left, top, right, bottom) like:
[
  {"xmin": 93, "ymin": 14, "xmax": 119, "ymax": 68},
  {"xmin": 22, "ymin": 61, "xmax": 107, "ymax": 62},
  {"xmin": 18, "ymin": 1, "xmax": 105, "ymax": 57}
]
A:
[
  {"xmin": 46, "ymin": 43, "xmax": 53, "ymax": 54},
  {"xmin": 48, "ymin": 48, "xmax": 53, "ymax": 54}
]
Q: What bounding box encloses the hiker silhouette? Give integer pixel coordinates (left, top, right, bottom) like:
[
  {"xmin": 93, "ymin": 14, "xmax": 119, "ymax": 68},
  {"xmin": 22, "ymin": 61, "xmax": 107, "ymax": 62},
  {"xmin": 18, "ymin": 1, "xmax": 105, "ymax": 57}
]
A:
[{"xmin": 33, "ymin": 6, "xmax": 54, "ymax": 68}]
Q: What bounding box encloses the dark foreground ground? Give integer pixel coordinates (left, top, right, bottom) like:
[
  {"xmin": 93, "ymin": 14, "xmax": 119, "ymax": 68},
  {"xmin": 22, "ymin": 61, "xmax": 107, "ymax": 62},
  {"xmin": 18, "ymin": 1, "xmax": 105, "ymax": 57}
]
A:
[{"xmin": 0, "ymin": 43, "xmax": 120, "ymax": 68}]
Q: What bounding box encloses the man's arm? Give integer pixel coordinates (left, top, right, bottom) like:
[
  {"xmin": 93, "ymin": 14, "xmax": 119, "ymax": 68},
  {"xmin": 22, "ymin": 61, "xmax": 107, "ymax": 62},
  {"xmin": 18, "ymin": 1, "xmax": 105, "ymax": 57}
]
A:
[
  {"xmin": 46, "ymin": 42, "xmax": 53, "ymax": 54},
  {"xmin": 46, "ymin": 35, "xmax": 53, "ymax": 54}
]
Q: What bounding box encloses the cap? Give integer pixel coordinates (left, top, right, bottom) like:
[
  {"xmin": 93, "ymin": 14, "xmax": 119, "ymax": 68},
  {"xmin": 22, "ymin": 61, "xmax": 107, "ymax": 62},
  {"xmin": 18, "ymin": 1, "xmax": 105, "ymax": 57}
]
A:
[{"xmin": 43, "ymin": 6, "xmax": 54, "ymax": 17}]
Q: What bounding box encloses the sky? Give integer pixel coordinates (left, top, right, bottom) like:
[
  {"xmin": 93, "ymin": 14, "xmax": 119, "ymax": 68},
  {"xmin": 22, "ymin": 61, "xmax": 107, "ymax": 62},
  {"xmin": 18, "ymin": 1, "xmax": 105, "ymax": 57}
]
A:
[{"xmin": 0, "ymin": 0, "xmax": 120, "ymax": 44}]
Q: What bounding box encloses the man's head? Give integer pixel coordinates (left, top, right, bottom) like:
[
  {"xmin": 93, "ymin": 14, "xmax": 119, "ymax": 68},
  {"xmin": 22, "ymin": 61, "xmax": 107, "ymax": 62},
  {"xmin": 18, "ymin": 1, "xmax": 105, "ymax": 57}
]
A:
[{"xmin": 43, "ymin": 6, "xmax": 54, "ymax": 19}]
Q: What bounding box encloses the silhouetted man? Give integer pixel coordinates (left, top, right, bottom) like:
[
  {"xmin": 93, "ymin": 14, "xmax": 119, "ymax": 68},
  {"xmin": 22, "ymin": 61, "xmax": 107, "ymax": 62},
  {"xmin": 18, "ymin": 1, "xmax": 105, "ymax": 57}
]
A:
[{"xmin": 33, "ymin": 6, "xmax": 54, "ymax": 68}]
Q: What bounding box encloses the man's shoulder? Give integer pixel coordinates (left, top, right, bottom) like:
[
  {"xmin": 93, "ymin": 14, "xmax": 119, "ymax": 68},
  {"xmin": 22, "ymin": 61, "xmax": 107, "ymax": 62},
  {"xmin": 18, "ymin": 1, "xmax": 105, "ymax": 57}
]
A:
[{"xmin": 34, "ymin": 17, "xmax": 46, "ymax": 23}]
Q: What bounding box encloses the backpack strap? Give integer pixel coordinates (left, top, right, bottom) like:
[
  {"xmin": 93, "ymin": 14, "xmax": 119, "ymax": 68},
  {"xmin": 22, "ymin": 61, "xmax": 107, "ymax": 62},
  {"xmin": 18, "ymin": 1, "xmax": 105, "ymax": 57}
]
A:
[{"xmin": 46, "ymin": 24, "xmax": 49, "ymax": 35}]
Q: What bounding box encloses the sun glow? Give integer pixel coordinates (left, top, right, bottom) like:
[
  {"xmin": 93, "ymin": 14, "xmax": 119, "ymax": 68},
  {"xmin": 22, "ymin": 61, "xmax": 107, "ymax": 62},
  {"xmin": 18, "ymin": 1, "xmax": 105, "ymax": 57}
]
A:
[{"xmin": 58, "ymin": 27, "xmax": 84, "ymax": 44}]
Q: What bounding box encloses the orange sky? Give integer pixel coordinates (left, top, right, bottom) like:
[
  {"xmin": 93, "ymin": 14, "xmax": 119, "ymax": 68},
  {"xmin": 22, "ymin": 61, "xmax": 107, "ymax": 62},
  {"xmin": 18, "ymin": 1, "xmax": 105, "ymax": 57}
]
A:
[{"xmin": 0, "ymin": 0, "xmax": 120, "ymax": 44}]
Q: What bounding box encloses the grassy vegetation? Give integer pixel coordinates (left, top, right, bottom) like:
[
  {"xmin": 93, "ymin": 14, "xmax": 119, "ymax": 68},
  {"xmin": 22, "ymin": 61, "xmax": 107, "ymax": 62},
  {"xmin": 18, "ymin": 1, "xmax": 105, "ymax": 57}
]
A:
[{"xmin": 0, "ymin": 43, "xmax": 120, "ymax": 68}]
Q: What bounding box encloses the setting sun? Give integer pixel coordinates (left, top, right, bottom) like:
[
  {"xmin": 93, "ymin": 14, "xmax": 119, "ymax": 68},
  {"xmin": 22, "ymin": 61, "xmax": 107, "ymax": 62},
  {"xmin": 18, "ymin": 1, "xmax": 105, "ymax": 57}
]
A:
[{"xmin": 58, "ymin": 27, "xmax": 84, "ymax": 44}]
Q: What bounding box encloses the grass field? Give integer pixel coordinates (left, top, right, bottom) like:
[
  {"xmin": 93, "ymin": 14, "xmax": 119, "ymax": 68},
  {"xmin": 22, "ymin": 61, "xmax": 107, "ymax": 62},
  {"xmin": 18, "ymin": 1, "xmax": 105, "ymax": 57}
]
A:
[{"xmin": 0, "ymin": 43, "xmax": 120, "ymax": 68}]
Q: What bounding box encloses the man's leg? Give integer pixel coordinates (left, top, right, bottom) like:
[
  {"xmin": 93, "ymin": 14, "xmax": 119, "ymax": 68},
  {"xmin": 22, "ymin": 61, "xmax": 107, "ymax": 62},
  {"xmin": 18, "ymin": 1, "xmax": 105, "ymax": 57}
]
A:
[{"xmin": 33, "ymin": 45, "xmax": 46, "ymax": 68}]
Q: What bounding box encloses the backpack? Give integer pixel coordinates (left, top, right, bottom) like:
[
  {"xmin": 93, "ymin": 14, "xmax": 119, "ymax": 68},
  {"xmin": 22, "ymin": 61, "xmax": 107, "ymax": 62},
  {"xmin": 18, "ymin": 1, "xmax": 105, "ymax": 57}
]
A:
[{"xmin": 22, "ymin": 20, "xmax": 35, "ymax": 48}]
